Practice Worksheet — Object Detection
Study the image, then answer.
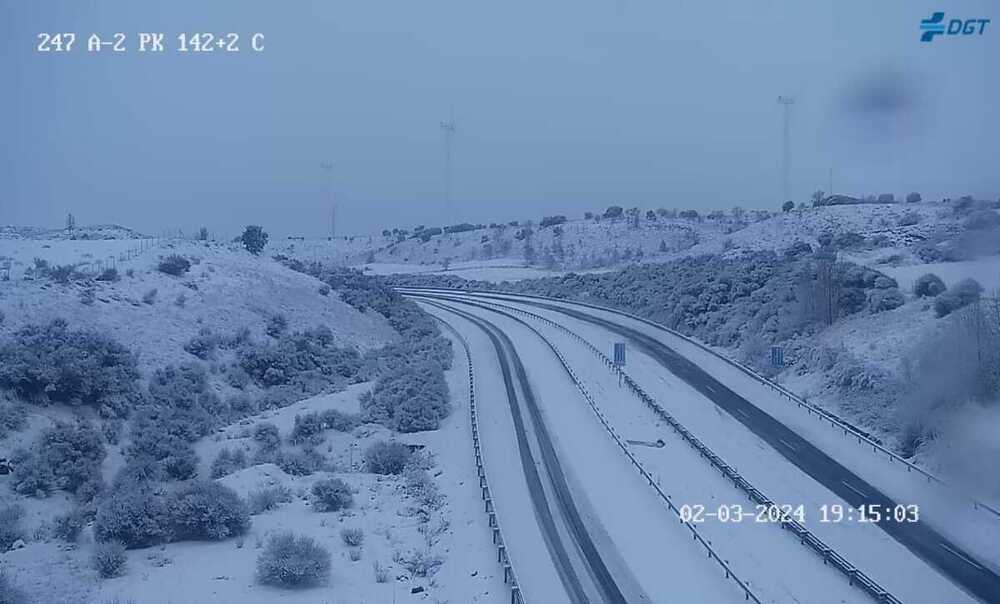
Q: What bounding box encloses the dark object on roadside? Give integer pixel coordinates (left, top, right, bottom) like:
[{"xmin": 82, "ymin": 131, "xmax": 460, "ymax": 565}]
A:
[{"xmin": 0, "ymin": 459, "xmax": 12, "ymax": 475}]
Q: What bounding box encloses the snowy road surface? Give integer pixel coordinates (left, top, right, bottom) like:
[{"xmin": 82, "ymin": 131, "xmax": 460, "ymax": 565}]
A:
[
  {"xmin": 419, "ymin": 300, "xmax": 748, "ymax": 603},
  {"xmin": 409, "ymin": 289, "xmax": 999, "ymax": 604}
]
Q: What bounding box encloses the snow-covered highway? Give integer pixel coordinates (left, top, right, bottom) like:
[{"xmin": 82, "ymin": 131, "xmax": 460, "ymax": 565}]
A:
[{"xmin": 407, "ymin": 289, "xmax": 1000, "ymax": 604}]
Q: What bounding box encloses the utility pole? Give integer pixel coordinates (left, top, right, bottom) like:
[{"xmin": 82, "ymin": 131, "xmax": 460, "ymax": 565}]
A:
[
  {"xmin": 321, "ymin": 162, "xmax": 336, "ymax": 238},
  {"xmin": 439, "ymin": 110, "xmax": 456, "ymax": 213},
  {"xmin": 777, "ymin": 96, "xmax": 794, "ymax": 203}
]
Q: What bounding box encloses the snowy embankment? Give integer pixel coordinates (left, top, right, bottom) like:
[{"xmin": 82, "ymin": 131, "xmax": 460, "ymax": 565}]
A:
[{"xmin": 3, "ymin": 345, "xmax": 505, "ymax": 604}]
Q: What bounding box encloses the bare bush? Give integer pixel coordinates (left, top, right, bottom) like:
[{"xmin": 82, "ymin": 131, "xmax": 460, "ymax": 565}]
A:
[
  {"xmin": 256, "ymin": 532, "xmax": 330, "ymax": 587},
  {"xmin": 247, "ymin": 485, "xmax": 293, "ymax": 515},
  {"xmin": 93, "ymin": 540, "xmax": 128, "ymax": 578},
  {"xmin": 340, "ymin": 527, "xmax": 364, "ymax": 547},
  {"xmin": 364, "ymin": 441, "xmax": 411, "ymax": 475}
]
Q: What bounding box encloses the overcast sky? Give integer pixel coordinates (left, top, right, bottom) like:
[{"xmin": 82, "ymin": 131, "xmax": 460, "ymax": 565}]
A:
[{"xmin": 1, "ymin": 1, "xmax": 997, "ymax": 237}]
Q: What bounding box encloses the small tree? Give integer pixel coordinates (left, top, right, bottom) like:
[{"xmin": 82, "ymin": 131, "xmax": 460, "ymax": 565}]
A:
[
  {"xmin": 240, "ymin": 225, "xmax": 269, "ymax": 255},
  {"xmin": 603, "ymin": 206, "xmax": 623, "ymax": 219},
  {"xmin": 197, "ymin": 227, "xmax": 209, "ymax": 241},
  {"xmin": 66, "ymin": 213, "xmax": 76, "ymax": 231},
  {"xmin": 782, "ymin": 200, "xmax": 795, "ymax": 212},
  {"xmin": 811, "ymin": 191, "xmax": 825, "ymax": 206},
  {"xmin": 914, "ymin": 273, "xmax": 946, "ymax": 297},
  {"xmin": 906, "ymin": 192, "xmax": 922, "ymax": 203}
]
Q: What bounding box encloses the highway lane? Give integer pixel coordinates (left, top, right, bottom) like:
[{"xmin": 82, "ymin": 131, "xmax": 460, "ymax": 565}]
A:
[
  {"xmin": 423, "ymin": 289, "xmax": 1000, "ymax": 604},
  {"xmin": 422, "ymin": 299, "xmax": 630, "ymax": 604}
]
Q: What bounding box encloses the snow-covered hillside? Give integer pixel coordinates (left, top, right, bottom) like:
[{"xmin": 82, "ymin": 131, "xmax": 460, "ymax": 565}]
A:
[
  {"xmin": 274, "ymin": 199, "xmax": 987, "ymax": 286},
  {"xmin": 0, "ymin": 230, "xmax": 504, "ymax": 604},
  {"xmin": 0, "ymin": 239, "xmax": 396, "ymax": 373}
]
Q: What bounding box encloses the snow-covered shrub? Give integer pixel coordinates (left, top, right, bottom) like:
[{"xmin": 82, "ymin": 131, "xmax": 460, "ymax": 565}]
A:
[
  {"xmin": 225, "ymin": 365, "xmax": 251, "ymax": 390},
  {"xmin": 275, "ymin": 448, "xmax": 325, "ymax": 476},
  {"xmin": 256, "ymin": 532, "xmax": 331, "ymax": 587},
  {"xmin": 92, "ymin": 540, "xmax": 128, "ymax": 578},
  {"xmin": 276, "ymin": 261, "xmax": 455, "ymax": 431},
  {"xmin": 13, "ymin": 421, "xmax": 106, "ymax": 497},
  {"xmin": 94, "ymin": 485, "xmax": 172, "ymax": 548},
  {"xmin": 934, "ymin": 278, "xmax": 983, "ymax": 317},
  {"xmin": 837, "ymin": 287, "xmax": 868, "ymax": 315},
  {"xmin": 289, "ymin": 410, "xmax": 360, "ymax": 445},
  {"xmin": 311, "ymin": 478, "xmax": 353, "ymax": 512},
  {"xmin": 266, "ymin": 313, "xmax": 288, "ymax": 337},
  {"xmin": 0, "ymin": 319, "xmax": 140, "ymax": 416},
  {"xmin": 396, "ymin": 548, "xmax": 443, "ymax": 577},
  {"xmin": 253, "ymin": 422, "xmax": 281, "ymax": 451},
  {"xmin": 184, "ymin": 328, "xmax": 219, "ymax": 359},
  {"xmin": 0, "ymin": 505, "xmax": 24, "ymax": 552},
  {"xmin": 364, "ymin": 441, "xmax": 411, "ymax": 475},
  {"xmin": 52, "ymin": 508, "xmax": 89, "ymax": 542},
  {"xmin": 403, "ymin": 466, "xmax": 443, "ymax": 510},
  {"xmin": 157, "ymin": 255, "xmax": 190, "ymax": 276},
  {"xmin": 0, "ymin": 401, "xmax": 26, "ymax": 438},
  {"xmin": 238, "ymin": 325, "xmax": 360, "ymax": 390},
  {"xmin": 247, "ymin": 485, "xmax": 293, "ymax": 515},
  {"xmin": 318, "ymin": 284, "xmax": 331, "ymax": 296},
  {"xmin": 167, "ymin": 481, "xmax": 251, "ymax": 541},
  {"xmin": 914, "ymin": 273, "xmax": 946, "ymax": 297},
  {"xmin": 906, "ymin": 192, "xmax": 922, "ymax": 203},
  {"xmin": 126, "ymin": 363, "xmax": 224, "ymax": 480},
  {"xmin": 210, "ymin": 447, "xmax": 249, "ymax": 479},
  {"xmin": 142, "ymin": 288, "xmax": 158, "ymax": 304},
  {"xmin": 873, "ymin": 275, "xmax": 897, "ymax": 289},
  {"xmin": 340, "ymin": 527, "xmax": 364, "ymax": 547},
  {"xmin": 372, "ymin": 560, "xmax": 389, "ymax": 583},
  {"xmin": 361, "ymin": 363, "xmax": 450, "ymax": 432},
  {"xmin": 833, "ymin": 231, "xmax": 865, "ymax": 249},
  {"xmin": 867, "ymin": 288, "xmax": 905, "ymax": 313}
]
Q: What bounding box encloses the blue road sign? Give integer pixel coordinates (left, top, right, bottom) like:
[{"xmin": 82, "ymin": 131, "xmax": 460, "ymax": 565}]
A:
[
  {"xmin": 613, "ymin": 342, "xmax": 626, "ymax": 366},
  {"xmin": 770, "ymin": 346, "xmax": 784, "ymax": 368}
]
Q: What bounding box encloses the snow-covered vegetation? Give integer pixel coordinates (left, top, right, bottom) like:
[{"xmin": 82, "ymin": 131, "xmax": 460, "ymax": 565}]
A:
[
  {"xmin": 384, "ymin": 197, "xmax": 1000, "ymax": 491},
  {"xmin": 0, "ymin": 226, "xmax": 504, "ymax": 603}
]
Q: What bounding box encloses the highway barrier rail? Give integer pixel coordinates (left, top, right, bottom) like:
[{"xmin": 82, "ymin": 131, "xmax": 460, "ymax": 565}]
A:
[{"xmin": 431, "ymin": 316, "xmax": 525, "ymax": 604}]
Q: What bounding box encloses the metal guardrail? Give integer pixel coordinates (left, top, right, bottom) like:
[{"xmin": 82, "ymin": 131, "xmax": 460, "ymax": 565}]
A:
[
  {"xmin": 419, "ymin": 287, "xmax": 1000, "ymax": 520},
  {"xmin": 423, "ymin": 293, "xmax": 902, "ymax": 604},
  {"xmin": 423, "ymin": 295, "xmax": 763, "ymax": 603},
  {"xmin": 430, "ymin": 316, "xmax": 525, "ymax": 604}
]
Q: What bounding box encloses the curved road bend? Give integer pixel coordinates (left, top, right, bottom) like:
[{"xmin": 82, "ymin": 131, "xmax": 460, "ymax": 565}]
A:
[
  {"xmin": 438, "ymin": 290, "xmax": 1000, "ymax": 604},
  {"xmin": 421, "ymin": 299, "xmax": 631, "ymax": 604}
]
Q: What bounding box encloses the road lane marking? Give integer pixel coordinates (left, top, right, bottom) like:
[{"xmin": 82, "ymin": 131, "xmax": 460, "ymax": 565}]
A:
[
  {"xmin": 939, "ymin": 542, "xmax": 984, "ymax": 571},
  {"xmin": 778, "ymin": 438, "xmax": 798, "ymax": 453},
  {"xmin": 840, "ymin": 480, "xmax": 869, "ymax": 499},
  {"xmin": 736, "ymin": 408, "xmax": 750, "ymax": 418}
]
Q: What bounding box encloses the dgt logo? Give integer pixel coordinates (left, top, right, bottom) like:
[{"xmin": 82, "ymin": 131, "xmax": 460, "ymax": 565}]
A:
[{"xmin": 920, "ymin": 12, "xmax": 990, "ymax": 42}]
